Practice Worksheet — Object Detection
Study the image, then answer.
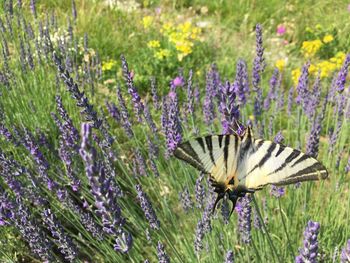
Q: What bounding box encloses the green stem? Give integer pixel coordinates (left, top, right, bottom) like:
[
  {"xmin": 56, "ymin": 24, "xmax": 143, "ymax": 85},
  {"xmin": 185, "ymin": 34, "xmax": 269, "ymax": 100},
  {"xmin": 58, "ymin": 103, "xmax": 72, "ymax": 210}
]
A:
[
  {"xmin": 278, "ymin": 198, "xmax": 295, "ymax": 260},
  {"xmin": 252, "ymin": 195, "xmax": 281, "ymax": 263}
]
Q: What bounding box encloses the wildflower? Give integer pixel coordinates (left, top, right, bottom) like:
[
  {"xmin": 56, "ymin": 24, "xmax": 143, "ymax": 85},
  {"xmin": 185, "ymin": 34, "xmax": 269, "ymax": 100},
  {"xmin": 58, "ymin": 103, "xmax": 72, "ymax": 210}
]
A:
[
  {"xmin": 147, "ymin": 40, "xmax": 160, "ymax": 48},
  {"xmin": 237, "ymin": 195, "xmax": 252, "ymax": 244},
  {"xmin": 135, "ymin": 184, "xmax": 160, "ymax": 230},
  {"xmin": 276, "ymin": 24, "xmax": 286, "ymax": 35},
  {"xmin": 270, "ymin": 185, "xmax": 285, "ymax": 198},
  {"xmin": 225, "ymin": 250, "xmax": 234, "ymax": 263},
  {"xmin": 323, "ymin": 34, "xmax": 334, "ymax": 43},
  {"xmin": 186, "ymin": 70, "xmax": 194, "ymax": 116},
  {"xmin": 341, "ymin": 240, "xmax": 350, "ymax": 262},
  {"xmin": 219, "ymin": 81, "xmax": 240, "ymax": 134},
  {"xmin": 116, "ymin": 84, "xmax": 134, "ymax": 138},
  {"xmin": 42, "ymin": 209, "xmax": 78, "ymax": 261},
  {"xmin": 295, "ymin": 221, "xmax": 320, "ymax": 263},
  {"xmin": 301, "ymin": 40, "xmax": 322, "ymax": 57},
  {"xmin": 295, "ymin": 62, "xmax": 310, "ymax": 108},
  {"xmin": 264, "ymin": 68, "xmax": 280, "ymax": 110},
  {"xmin": 142, "ymin": 16, "xmax": 153, "ymax": 29},
  {"xmin": 114, "ymin": 231, "xmax": 133, "ymax": 253},
  {"xmin": 336, "ymin": 53, "xmax": 350, "ymax": 92},
  {"xmin": 221, "ymin": 196, "xmax": 230, "ymax": 225},
  {"xmin": 172, "ymin": 76, "xmax": 184, "ymax": 87},
  {"xmin": 102, "ymin": 60, "xmax": 117, "ymax": 71},
  {"xmin": 275, "ymin": 59, "xmax": 286, "ymax": 72},
  {"xmin": 154, "ymin": 49, "xmax": 171, "ymax": 60},
  {"xmin": 194, "ymin": 219, "xmax": 205, "ymax": 254},
  {"xmin": 157, "ymin": 241, "xmax": 170, "ymax": 263},
  {"xmin": 120, "ymin": 55, "xmax": 144, "ymax": 122},
  {"xmin": 233, "ymin": 59, "xmax": 249, "ymax": 106},
  {"xmin": 179, "ymin": 187, "xmax": 193, "ymax": 212},
  {"xmin": 195, "ymin": 173, "xmax": 206, "ymax": 209},
  {"xmin": 166, "ymin": 90, "xmax": 182, "ymax": 154}
]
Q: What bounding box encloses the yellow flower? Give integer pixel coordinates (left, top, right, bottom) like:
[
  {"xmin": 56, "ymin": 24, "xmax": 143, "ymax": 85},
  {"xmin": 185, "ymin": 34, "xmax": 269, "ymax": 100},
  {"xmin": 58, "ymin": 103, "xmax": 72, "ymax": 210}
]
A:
[
  {"xmin": 147, "ymin": 40, "xmax": 160, "ymax": 48},
  {"xmin": 154, "ymin": 49, "xmax": 170, "ymax": 60},
  {"xmin": 275, "ymin": 59, "xmax": 286, "ymax": 72},
  {"xmin": 308, "ymin": 64, "xmax": 318, "ymax": 75},
  {"xmin": 316, "ymin": 61, "xmax": 336, "ymax": 78},
  {"xmin": 175, "ymin": 41, "xmax": 193, "ymax": 55},
  {"xmin": 301, "ymin": 40, "xmax": 322, "ymax": 57},
  {"xmin": 161, "ymin": 22, "xmax": 174, "ymax": 34},
  {"xmin": 292, "ymin": 68, "xmax": 301, "ymax": 86},
  {"xmin": 323, "ymin": 34, "xmax": 334, "ymax": 44},
  {"xmin": 142, "ymin": 16, "xmax": 153, "ymax": 29},
  {"xmin": 102, "ymin": 60, "xmax": 117, "ymax": 71}
]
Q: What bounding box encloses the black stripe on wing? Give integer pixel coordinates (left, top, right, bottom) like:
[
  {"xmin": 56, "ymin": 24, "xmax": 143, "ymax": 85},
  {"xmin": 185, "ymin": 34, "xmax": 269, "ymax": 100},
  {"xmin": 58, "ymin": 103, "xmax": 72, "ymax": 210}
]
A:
[
  {"xmin": 268, "ymin": 148, "xmax": 301, "ymax": 176},
  {"xmin": 246, "ymin": 142, "xmax": 277, "ymax": 176},
  {"xmin": 205, "ymin": 135, "xmax": 215, "ymax": 166},
  {"xmin": 274, "ymin": 162, "xmax": 328, "ymax": 185},
  {"xmin": 174, "ymin": 142, "xmax": 208, "ymax": 173}
]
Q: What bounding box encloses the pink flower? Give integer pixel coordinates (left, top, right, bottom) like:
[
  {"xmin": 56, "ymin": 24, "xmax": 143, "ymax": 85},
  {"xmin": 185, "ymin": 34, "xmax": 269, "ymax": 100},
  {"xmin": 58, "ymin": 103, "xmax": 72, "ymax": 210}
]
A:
[
  {"xmin": 130, "ymin": 70, "xmax": 135, "ymax": 79},
  {"xmin": 276, "ymin": 24, "xmax": 286, "ymax": 36},
  {"xmin": 172, "ymin": 76, "xmax": 184, "ymax": 87},
  {"xmin": 348, "ymin": 4, "xmax": 350, "ymax": 12}
]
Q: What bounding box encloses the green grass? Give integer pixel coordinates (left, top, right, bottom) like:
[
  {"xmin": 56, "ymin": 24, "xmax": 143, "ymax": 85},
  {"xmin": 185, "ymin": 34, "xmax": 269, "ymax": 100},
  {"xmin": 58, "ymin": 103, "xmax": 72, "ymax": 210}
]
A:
[{"xmin": 0, "ymin": 0, "xmax": 349, "ymax": 262}]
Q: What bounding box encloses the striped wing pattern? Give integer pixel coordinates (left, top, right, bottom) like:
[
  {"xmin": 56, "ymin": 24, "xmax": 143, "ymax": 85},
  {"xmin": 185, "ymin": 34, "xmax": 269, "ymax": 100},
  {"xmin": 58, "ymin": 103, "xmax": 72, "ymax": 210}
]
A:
[
  {"xmin": 174, "ymin": 134, "xmax": 240, "ymax": 184},
  {"xmin": 240, "ymin": 139, "xmax": 328, "ymax": 189},
  {"xmin": 174, "ymin": 130, "xmax": 328, "ymax": 191}
]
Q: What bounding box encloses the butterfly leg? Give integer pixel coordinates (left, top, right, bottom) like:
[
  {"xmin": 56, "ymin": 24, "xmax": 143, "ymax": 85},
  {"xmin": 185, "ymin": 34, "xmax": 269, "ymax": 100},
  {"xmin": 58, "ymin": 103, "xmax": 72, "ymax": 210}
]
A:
[{"xmin": 212, "ymin": 191, "xmax": 225, "ymax": 214}]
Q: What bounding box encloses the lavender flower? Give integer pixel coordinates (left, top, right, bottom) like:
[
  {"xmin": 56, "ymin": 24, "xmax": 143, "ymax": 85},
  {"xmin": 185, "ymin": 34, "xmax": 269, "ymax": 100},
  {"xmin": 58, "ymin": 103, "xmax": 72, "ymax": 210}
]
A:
[
  {"xmin": 161, "ymin": 96, "xmax": 168, "ymax": 135},
  {"xmin": 144, "ymin": 103, "xmax": 158, "ymax": 134},
  {"xmin": 341, "ymin": 240, "xmax": 350, "ymax": 262},
  {"xmin": 270, "ymin": 185, "xmax": 285, "ymax": 198},
  {"xmin": 79, "ymin": 123, "xmax": 129, "ymax": 248},
  {"xmin": 194, "ymin": 85, "xmax": 200, "ymax": 105},
  {"xmin": 329, "ymin": 94, "xmax": 346, "ymax": 153},
  {"xmin": 306, "ymin": 73, "xmax": 321, "ymax": 119},
  {"xmin": 236, "ymin": 195, "xmax": 252, "ymax": 244},
  {"xmin": 30, "ymin": 0, "xmax": 37, "ymax": 18},
  {"xmin": 179, "ymin": 187, "xmax": 193, "ymax": 212},
  {"xmin": 166, "ymin": 90, "xmax": 182, "ymax": 154},
  {"xmin": 336, "ymin": 54, "xmax": 350, "ymax": 92},
  {"xmin": 106, "ymin": 101, "xmax": 121, "ymax": 123},
  {"xmin": 345, "ymin": 157, "xmax": 350, "ymax": 173},
  {"xmin": 203, "ymin": 66, "xmax": 217, "ymax": 126},
  {"xmin": 135, "ymin": 148, "xmax": 147, "ymax": 176},
  {"xmin": 274, "ymin": 131, "xmax": 284, "ymax": 144},
  {"xmin": 42, "ymin": 208, "xmax": 78, "ymax": 261},
  {"xmin": 264, "ymin": 68, "xmax": 279, "ymax": 111},
  {"xmin": 295, "ymin": 221, "xmax": 320, "ymax": 263},
  {"xmin": 186, "ymin": 70, "xmax": 194, "ymax": 117},
  {"xmin": 306, "ymin": 96, "xmax": 327, "ymax": 158},
  {"xmin": 194, "ymin": 218, "xmax": 205, "ymax": 254},
  {"xmin": 121, "ymin": 54, "xmax": 144, "ymax": 122},
  {"xmin": 225, "ymin": 250, "xmax": 234, "ymax": 263},
  {"xmin": 295, "ymin": 62, "xmax": 310, "ymax": 107},
  {"xmin": 23, "ymin": 129, "xmax": 56, "ymax": 190},
  {"xmin": 135, "ymin": 184, "xmax": 160, "ymax": 230},
  {"xmin": 195, "ymin": 173, "xmax": 206, "ymax": 209},
  {"xmin": 253, "ymin": 208, "xmax": 262, "ymax": 230},
  {"xmin": 219, "ymin": 81, "xmax": 240, "ymax": 134},
  {"xmin": 116, "ymin": 84, "xmax": 134, "ymax": 138},
  {"xmin": 114, "ymin": 231, "xmax": 133, "ymax": 253},
  {"xmin": 53, "ymin": 52, "xmax": 102, "ymax": 129},
  {"xmin": 157, "ymin": 241, "xmax": 170, "ymax": 263},
  {"xmin": 234, "ymin": 59, "xmax": 249, "ymax": 105}
]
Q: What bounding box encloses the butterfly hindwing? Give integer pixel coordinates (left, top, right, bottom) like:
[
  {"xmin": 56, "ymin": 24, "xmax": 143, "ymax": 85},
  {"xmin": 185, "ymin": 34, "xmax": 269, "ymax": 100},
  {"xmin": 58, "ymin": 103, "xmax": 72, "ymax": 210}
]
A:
[
  {"xmin": 174, "ymin": 134, "xmax": 241, "ymax": 184},
  {"xmin": 240, "ymin": 139, "xmax": 328, "ymax": 189}
]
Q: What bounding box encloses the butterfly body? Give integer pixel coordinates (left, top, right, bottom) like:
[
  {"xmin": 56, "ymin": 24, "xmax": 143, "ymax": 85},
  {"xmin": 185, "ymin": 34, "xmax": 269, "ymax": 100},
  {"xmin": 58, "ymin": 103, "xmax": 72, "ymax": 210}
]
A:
[{"xmin": 174, "ymin": 127, "xmax": 328, "ymax": 214}]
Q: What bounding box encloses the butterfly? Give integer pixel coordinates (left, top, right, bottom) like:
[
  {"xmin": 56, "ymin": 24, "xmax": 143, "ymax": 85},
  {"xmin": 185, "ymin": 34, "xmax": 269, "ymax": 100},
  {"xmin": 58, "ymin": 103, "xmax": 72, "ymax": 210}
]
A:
[{"xmin": 174, "ymin": 126, "xmax": 328, "ymax": 216}]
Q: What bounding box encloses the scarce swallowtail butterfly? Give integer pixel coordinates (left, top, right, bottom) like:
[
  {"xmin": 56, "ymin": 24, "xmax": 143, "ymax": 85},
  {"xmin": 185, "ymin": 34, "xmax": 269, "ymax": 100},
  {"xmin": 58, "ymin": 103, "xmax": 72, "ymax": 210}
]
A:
[{"xmin": 174, "ymin": 126, "xmax": 328, "ymax": 216}]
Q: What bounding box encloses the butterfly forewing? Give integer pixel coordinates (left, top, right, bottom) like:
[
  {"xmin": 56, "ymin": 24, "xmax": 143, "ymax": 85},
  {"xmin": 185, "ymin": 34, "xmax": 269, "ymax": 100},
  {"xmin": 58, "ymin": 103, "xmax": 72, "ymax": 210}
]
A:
[
  {"xmin": 174, "ymin": 135, "xmax": 240, "ymax": 184},
  {"xmin": 241, "ymin": 140, "xmax": 328, "ymax": 189}
]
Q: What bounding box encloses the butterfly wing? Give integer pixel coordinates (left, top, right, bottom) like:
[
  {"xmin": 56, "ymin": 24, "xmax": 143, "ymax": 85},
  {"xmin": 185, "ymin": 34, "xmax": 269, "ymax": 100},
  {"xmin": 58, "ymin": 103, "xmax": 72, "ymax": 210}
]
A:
[
  {"xmin": 238, "ymin": 139, "xmax": 328, "ymax": 190},
  {"xmin": 174, "ymin": 134, "xmax": 240, "ymax": 185}
]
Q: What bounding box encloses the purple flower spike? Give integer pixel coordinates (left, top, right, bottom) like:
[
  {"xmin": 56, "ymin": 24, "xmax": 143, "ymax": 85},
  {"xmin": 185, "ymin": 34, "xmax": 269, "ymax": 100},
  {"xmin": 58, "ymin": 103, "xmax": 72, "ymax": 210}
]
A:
[
  {"xmin": 295, "ymin": 62, "xmax": 310, "ymax": 107},
  {"xmin": 237, "ymin": 195, "xmax": 252, "ymax": 244},
  {"xmin": 345, "ymin": 157, "xmax": 350, "ymax": 173},
  {"xmin": 157, "ymin": 241, "xmax": 170, "ymax": 263},
  {"xmin": 179, "ymin": 187, "xmax": 193, "ymax": 213},
  {"xmin": 270, "ymin": 185, "xmax": 285, "ymax": 198},
  {"xmin": 114, "ymin": 231, "xmax": 133, "ymax": 253},
  {"xmin": 135, "ymin": 184, "xmax": 160, "ymax": 230},
  {"xmin": 120, "ymin": 54, "xmax": 144, "ymax": 122},
  {"xmin": 225, "ymin": 250, "xmax": 234, "ymax": 263},
  {"xmin": 166, "ymin": 90, "xmax": 182, "ymax": 155},
  {"xmin": 234, "ymin": 59, "xmax": 249, "ymax": 106},
  {"xmin": 341, "ymin": 240, "xmax": 350, "ymax": 262},
  {"xmin": 295, "ymin": 220, "xmax": 320, "ymax": 263},
  {"xmin": 336, "ymin": 54, "xmax": 350, "ymax": 92},
  {"xmin": 195, "ymin": 173, "xmax": 206, "ymax": 209}
]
